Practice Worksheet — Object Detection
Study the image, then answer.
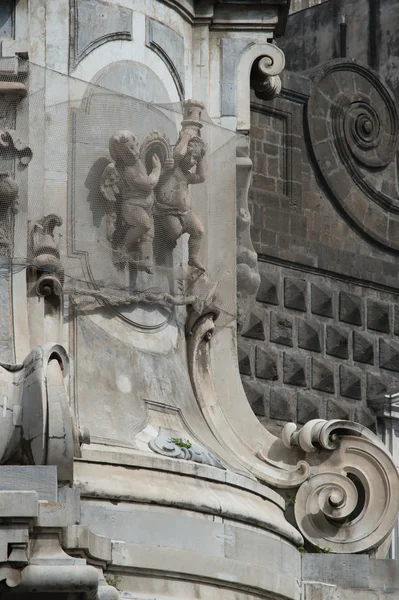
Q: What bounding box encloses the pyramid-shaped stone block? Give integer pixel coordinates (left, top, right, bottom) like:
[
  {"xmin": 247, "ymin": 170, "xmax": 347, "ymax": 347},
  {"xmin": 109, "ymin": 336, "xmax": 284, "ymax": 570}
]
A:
[
  {"xmin": 242, "ymin": 311, "xmax": 265, "ymax": 340},
  {"xmin": 327, "ymin": 400, "xmax": 350, "ymax": 421},
  {"xmin": 257, "ymin": 270, "xmax": 279, "ymax": 305},
  {"xmin": 283, "ymin": 352, "xmax": 307, "ymax": 387},
  {"xmin": 379, "ymin": 339, "xmax": 399, "ymax": 372},
  {"xmin": 270, "ymin": 312, "xmax": 293, "ymax": 347},
  {"xmin": 270, "ymin": 388, "xmax": 297, "ymax": 421},
  {"xmin": 312, "ymin": 359, "xmax": 334, "ymax": 394},
  {"xmin": 297, "ymin": 392, "xmax": 323, "ymax": 424},
  {"xmin": 255, "ymin": 346, "xmax": 278, "ymax": 380},
  {"xmin": 242, "ymin": 381, "xmax": 265, "ymax": 417},
  {"xmin": 298, "ymin": 319, "xmax": 321, "ymax": 352},
  {"xmin": 353, "ymin": 331, "xmax": 374, "ymax": 365},
  {"xmin": 366, "ymin": 372, "xmax": 387, "ymax": 401},
  {"xmin": 367, "ymin": 300, "xmax": 390, "ymax": 334},
  {"xmin": 311, "ymin": 283, "xmax": 333, "ymax": 318},
  {"xmin": 284, "ymin": 277, "xmax": 306, "ymax": 312},
  {"xmin": 238, "ymin": 344, "xmax": 251, "ymax": 376},
  {"xmin": 339, "ymin": 292, "xmax": 362, "ymax": 326},
  {"xmin": 326, "ymin": 325, "xmax": 348, "ymax": 359},
  {"xmin": 339, "ymin": 366, "xmax": 362, "ymax": 400}
]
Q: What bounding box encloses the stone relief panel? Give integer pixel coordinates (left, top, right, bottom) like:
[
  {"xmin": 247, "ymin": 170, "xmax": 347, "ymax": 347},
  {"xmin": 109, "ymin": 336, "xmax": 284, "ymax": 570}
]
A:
[
  {"xmin": 145, "ymin": 17, "xmax": 185, "ymax": 100},
  {"xmin": 69, "ymin": 0, "xmax": 133, "ymax": 70},
  {"xmin": 307, "ymin": 59, "xmax": 399, "ymax": 251}
]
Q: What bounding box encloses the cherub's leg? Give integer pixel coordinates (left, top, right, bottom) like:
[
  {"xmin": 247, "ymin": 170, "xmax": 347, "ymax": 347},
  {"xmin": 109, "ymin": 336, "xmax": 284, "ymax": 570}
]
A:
[
  {"xmin": 123, "ymin": 207, "xmax": 154, "ymax": 272},
  {"xmin": 154, "ymin": 214, "xmax": 183, "ymax": 264},
  {"xmin": 183, "ymin": 212, "xmax": 205, "ymax": 272}
]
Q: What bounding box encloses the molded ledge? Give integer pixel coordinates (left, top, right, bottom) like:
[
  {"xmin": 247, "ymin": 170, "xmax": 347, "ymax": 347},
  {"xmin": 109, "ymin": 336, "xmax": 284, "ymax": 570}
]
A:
[{"xmin": 0, "ymin": 82, "xmax": 27, "ymax": 99}]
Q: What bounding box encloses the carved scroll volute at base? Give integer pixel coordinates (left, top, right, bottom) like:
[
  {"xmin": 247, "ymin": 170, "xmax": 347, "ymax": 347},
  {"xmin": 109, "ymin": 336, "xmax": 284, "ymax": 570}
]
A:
[
  {"xmin": 30, "ymin": 214, "xmax": 64, "ymax": 297},
  {"xmin": 282, "ymin": 419, "xmax": 399, "ymax": 554}
]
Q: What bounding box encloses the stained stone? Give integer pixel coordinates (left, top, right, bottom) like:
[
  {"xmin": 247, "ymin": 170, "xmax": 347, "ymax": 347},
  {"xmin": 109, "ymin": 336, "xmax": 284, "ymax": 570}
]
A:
[
  {"xmin": 255, "ymin": 346, "xmax": 278, "ymax": 380},
  {"xmin": 395, "ymin": 305, "xmax": 399, "ymax": 336},
  {"xmin": 242, "ymin": 380, "xmax": 265, "ymax": 416},
  {"xmin": 327, "ymin": 400, "xmax": 350, "ymax": 422},
  {"xmin": 339, "ymin": 366, "xmax": 362, "ymax": 400},
  {"xmin": 284, "ymin": 277, "xmax": 306, "ymax": 311},
  {"xmin": 311, "ymin": 283, "xmax": 333, "ymax": 318},
  {"xmin": 270, "ymin": 312, "xmax": 293, "ymax": 346},
  {"xmin": 326, "ymin": 325, "xmax": 348, "ymax": 359},
  {"xmin": 339, "ymin": 292, "xmax": 362, "ymax": 326},
  {"xmin": 257, "ymin": 270, "xmax": 279, "ymax": 305},
  {"xmin": 367, "ymin": 300, "xmax": 390, "ymax": 333},
  {"xmin": 366, "ymin": 372, "xmax": 388, "ymax": 401},
  {"xmin": 270, "ymin": 388, "xmax": 297, "ymax": 421},
  {"xmin": 298, "ymin": 319, "xmax": 321, "ymax": 352},
  {"xmin": 312, "ymin": 359, "xmax": 334, "ymax": 394},
  {"xmin": 283, "ymin": 353, "xmax": 307, "ymax": 387},
  {"xmin": 242, "ymin": 311, "xmax": 265, "ymax": 340},
  {"xmin": 238, "ymin": 344, "xmax": 251, "ymax": 376},
  {"xmin": 379, "ymin": 339, "xmax": 399, "ymax": 372},
  {"xmin": 297, "ymin": 392, "xmax": 322, "ymax": 424},
  {"xmin": 353, "ymin": 331, "xmax": 374, "ymax": 365}
]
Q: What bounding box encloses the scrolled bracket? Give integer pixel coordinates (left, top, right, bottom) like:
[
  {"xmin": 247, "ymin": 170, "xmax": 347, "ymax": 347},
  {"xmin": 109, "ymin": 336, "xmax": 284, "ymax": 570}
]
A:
[
  {"xmin": 250, "ymin": 53, "xmax": 283, "ymax": 101},
  {"xmin": 30, "ymin": 214, "xmax": 64, "ymax": 298},
  {"xmin": 281, "ymin": 419, "xmax": 399, "ymax": 554}
]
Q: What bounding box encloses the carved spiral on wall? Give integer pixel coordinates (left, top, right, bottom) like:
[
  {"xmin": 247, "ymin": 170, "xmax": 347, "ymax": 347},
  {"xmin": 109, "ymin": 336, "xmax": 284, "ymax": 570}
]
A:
[
  {"xmin": 285, "ymin": 421, "xmax": 399, "ymax": 553},
  {"xmin": 307, "ymin": 59, "xmax": 399, "ymax": 250}
]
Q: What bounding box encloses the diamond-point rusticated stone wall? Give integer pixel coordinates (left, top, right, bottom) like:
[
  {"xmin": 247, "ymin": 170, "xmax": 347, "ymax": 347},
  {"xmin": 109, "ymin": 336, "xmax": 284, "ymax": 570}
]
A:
[{"xmin": 242, "ymin": 0, "xmax": 399, "ymax": 436}]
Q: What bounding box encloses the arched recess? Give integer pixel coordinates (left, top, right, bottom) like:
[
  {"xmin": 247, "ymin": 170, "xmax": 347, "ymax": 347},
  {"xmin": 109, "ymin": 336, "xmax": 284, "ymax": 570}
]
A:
[{"xmin": 236, "ymin": 42, "xmax": 285, "ymax": 132}]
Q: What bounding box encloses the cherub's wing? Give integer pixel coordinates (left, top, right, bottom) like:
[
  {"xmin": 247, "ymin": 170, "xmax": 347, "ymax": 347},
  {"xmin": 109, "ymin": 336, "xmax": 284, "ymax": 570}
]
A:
[{"xmin": 100, "ymin": 162, "xmax": 119, "ymax": 204}]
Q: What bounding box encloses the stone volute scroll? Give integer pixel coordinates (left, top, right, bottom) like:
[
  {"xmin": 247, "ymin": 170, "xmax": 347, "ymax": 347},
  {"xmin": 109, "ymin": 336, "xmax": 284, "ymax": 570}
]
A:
[
  {"xmin": 30, "ymin": 214, "xmax": 64, "ymax": 297},
  {"xmin": 281, "ymin": 419, "xmax": 399, "ymax": 554},
  {"xmin": 307, "ymin": 59, "xmax": 399, "ymax": 251}
]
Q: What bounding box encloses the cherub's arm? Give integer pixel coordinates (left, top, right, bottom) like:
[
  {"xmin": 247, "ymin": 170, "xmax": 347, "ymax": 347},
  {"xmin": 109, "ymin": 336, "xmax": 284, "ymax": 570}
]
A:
[
  {"xmin": 173, "ymin": 130, "xmax": 192, "ymax": 165},
  {"xmin": 134, "ymin": 155, "xmax": 162, "ymax": 191},
  {"xmin": 187, "ymin": 156, "xmax": 206, "ymax": 185}
]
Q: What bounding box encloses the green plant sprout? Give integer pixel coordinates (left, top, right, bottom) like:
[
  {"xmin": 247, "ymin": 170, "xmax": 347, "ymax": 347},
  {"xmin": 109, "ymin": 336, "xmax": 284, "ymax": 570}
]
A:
[{"xmin": 170, "ymin": 437, "xmax": 192, "ymax": 449}]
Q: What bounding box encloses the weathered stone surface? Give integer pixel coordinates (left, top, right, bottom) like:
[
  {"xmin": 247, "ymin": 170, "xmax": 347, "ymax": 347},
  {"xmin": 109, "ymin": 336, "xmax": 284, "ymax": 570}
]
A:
[
  {"xmin": 257, "ymin": 270, "xmax": 279, "ymax": 305},
  {"xmin": 339, "ymin": 292, "xmax": 362, "ymax": 326},
  {"xmin": 302, "ymin": 555, "xmax": 370, "ymax": 588},
  {"xmin": 366, "ymin": 372, "xmax": 388, "ymax": 401},
  {"xmin": 146, "ymin": 17, "xmax": 185, "ymax": 98},
  {"xmin": 312, "ymin": 359, "xmax": 334, "ymax": 393},
  {"xmin": 326, "ymin": 325, "xmax": 348, "ymax": 359},
  {"xmin": 311, "ymin": 283, "xmax": 333, "ymax": 318},
  {"xmin": 340, "ymin": 366, "xmax": 362, "ymax": 400},
  {"xmin": 238, "ymin": 344, "xmax": 251, "ymax": 376},
  {"xmin": 379, "ymin": 339, "xmax": 399, "ymax": 372},
  {"xmin": 283, "ymin": 352, "xmax": 307, "ymax": 387},
  {"xmin": 353, "ymin": 331, "xmax": 374, "ymax": 365},
  {"xmin": 242, "ymin": 311, "xmax": 265, "ymax": 340},
  {"xmin": 367, "ymin": 300, "xmax": 390, "ymax": 333},
  {"xmin": 297, "ymin": 392, "xmax": 323, "ymax": 423},
  {"xmin": 255, "ymin": 346, "xmax": 278, "ymax": 380},
  {"xmin": 395, "ymin": 305, "xmax": 399, "ymax": 336},
  {"xmin": 242, "ymin": 380, "xmax": 265, "ymax": 416},
  {"xmin": 298, "ymin": 318, "xmax": 321, "ymax": 352},
  {"xmin": 284, "ymin": 277, "xmax": 306, "ymax": 311},
  {"xmin": 327, "ymin": 400, "xmax": 350, "ymax": 421},
  {"xmin": 270, "ymin": 388, "xmax": 297, "ymax": 421},
  {"xmin": 270, "ymin": 312, "xmax": 293, "ymax": 346}
]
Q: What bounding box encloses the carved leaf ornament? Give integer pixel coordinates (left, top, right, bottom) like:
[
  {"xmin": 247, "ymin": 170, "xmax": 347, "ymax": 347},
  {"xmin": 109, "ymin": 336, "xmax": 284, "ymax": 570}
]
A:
[{"xmin": 307, "ymin": 59, "xmax": 399, "ymax": 250}]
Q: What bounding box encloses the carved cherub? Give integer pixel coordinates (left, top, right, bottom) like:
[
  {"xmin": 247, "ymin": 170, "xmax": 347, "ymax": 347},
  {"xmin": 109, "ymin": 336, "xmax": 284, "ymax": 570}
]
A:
[
  {"xmin": 154, "ymin": 130, "xmax": 207, "ymax": 272},
  {"xmin": 100, "ymin": 131, "xmax": 161, "ymax": 273}
]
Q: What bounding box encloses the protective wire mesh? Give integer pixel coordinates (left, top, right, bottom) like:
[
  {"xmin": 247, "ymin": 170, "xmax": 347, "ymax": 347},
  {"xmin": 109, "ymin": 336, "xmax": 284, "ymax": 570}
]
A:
[{"xmin": 2, "ymin": 62, "xmax": 238, "ymax": 329}]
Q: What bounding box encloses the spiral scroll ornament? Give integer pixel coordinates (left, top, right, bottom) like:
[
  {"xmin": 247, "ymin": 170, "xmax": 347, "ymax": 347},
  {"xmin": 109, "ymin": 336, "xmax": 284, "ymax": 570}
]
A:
[
  {"xmin": 283, "ymin": 420, "xmax": 399, "ymax": 553},
  {"xmin": 307, "ymin": 59, "xmax": 399, "ymax": 250}
]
